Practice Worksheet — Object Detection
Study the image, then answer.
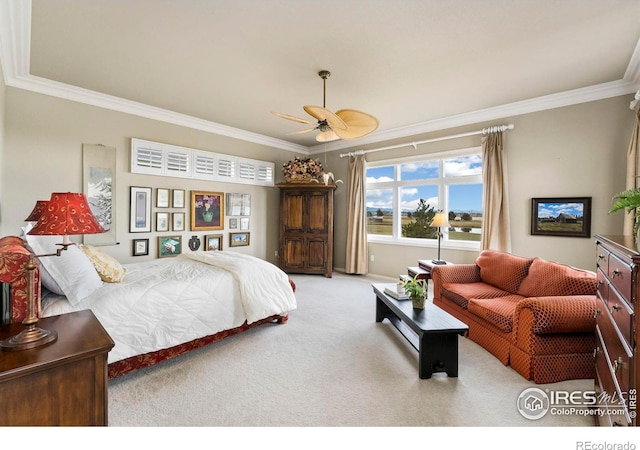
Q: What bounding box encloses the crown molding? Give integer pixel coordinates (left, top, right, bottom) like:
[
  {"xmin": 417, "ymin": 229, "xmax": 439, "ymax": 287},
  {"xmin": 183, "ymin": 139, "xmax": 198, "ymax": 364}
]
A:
[
  {"xmin": 2, "ymin": 0, "xmax": 640, "ymax": 156},
  {"xmin": 307, "ymin": 78, "xmax": 640, "ymax": 154}
]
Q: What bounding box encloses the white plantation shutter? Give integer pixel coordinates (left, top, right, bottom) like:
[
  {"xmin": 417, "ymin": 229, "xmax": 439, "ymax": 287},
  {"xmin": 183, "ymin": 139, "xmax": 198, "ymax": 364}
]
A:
[
  {"xmin": 257, "ymin": 165, "xmax": 274, "ymax": 183},
  {"xmin": 217, "ymin": 158, "xmax": 235, "ymax": 179},
  {"xmin": 166, "ymin": 150, "xmax": 189, "ymax": 174},
  {"xmin": 131, "ymin": 138, "xmax": 274, "ymax": 186},
  {"xmin": 239, "ymin": 163, "xmax": 255, "ymax": 180},
  {"xmin": 194, "ymin": 152, "xmax": 216, "ymax": 177}
]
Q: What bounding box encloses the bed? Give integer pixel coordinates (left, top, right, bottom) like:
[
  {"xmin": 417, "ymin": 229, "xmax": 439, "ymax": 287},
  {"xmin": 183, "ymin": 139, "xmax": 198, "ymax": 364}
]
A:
[{"xmin": 0, "ymin": 235, "xmax": 296, "ymax": 378}]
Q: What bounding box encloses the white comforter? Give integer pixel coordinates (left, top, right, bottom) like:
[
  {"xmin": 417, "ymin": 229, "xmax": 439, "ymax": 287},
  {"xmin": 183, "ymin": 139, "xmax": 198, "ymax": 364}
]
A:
[{"xmin": 41, "ymin": 251, "xmax": 297, "ymax": 364}]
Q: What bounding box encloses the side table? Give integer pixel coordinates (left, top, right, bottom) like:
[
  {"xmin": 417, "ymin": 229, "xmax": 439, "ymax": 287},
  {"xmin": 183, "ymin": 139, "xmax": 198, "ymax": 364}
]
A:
[{"xmin": 0, "ymin": 310, "xmax": 115, "ymax": 426}]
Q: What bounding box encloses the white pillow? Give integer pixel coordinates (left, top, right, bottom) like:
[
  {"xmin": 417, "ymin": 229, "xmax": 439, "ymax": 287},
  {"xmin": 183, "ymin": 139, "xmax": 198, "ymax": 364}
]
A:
[
  {"xmin": 24, "ymin": 233, "xmax": 103, "ymax": 306},
  {"xmin": 22, "ymin": 223, "xmax": 64, "ymax": 295}
]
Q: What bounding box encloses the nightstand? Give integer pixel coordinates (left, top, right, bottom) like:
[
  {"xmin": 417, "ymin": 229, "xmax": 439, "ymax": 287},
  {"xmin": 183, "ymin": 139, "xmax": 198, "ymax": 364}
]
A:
[{"xmin": 0, "ymin": 310, "xmax": 114, "ymax": 426}]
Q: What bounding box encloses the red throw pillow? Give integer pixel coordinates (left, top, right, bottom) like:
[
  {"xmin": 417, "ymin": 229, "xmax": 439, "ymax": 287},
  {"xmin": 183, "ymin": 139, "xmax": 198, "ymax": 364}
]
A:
[
  {"xmin": 475, "ymin": 250, "xmax": 535, "ymax": 293},
  {"xmin": 516, "ymin": 258, "xmax": 596, "ymax": 297}
]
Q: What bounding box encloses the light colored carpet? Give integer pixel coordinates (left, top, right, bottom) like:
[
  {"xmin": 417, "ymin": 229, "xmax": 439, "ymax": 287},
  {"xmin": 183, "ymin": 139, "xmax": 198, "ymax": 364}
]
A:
[{"xmin": 108, "ymin": 271, "xmax": 593, "ymax": 427}]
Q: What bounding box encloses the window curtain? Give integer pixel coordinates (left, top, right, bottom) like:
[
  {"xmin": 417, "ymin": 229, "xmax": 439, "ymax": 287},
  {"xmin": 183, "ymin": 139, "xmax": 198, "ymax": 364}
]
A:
[
  {"xmin": 345, "ymin": 154, "xmax": 368, "ymax": 274},
  {"xmin": 481, "ymin": 131, "xmax": 511, "ymax": 251},
  {"xmin": 623, "ymin": 102, "xmax": 640, "ymax": 235}
]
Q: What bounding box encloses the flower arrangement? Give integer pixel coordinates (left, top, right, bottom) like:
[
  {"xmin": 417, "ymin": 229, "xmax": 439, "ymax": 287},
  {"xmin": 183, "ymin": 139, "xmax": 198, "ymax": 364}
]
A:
[{"xmin": 282, "ymin": 156, "xmax": 324, "ymax": 182}]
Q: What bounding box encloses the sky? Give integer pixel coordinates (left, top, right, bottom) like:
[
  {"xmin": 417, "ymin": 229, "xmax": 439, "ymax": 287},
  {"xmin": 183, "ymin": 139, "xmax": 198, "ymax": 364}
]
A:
[
  {"xmin": 365, "ymin": 155, "xmax": 483, "ymax": 213},
  {"xmin": 536, "ymin": 201, "xmax": 584, "ymax": 218}
]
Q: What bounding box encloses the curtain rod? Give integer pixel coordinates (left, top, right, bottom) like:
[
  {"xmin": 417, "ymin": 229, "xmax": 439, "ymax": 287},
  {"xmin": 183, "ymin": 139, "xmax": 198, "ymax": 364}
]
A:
[{"xmin": 339, "ymin": 123, "xmax": 514, "ymax": 158}]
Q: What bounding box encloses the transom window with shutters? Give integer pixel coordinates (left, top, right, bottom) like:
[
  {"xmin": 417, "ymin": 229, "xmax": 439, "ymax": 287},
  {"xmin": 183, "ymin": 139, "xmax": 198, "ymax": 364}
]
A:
[
  {"xmin": 365, "ymin": 147, "xmax": 483, "ymax": 249},
  {"xmin": 131, "ymin": 138, "xmax": 275, "ymax": 186}
]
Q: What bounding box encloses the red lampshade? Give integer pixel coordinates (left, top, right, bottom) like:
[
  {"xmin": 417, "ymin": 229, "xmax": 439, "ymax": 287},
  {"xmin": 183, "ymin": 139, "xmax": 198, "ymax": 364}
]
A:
[
  {"xmin": 24, "ymin": 200, "xmax": 49, "ymax": 222},
  {"xmin": 28, "ymin": 193, "xmax": 105, "ymax": 236}
]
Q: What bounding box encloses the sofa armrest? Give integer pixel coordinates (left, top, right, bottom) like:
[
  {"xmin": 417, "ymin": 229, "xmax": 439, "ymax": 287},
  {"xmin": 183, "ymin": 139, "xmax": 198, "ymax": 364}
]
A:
[
  {"xmin": 514, "ymin": 295, "xmax": 597, "ymax": 335},
  {"xmin": 431, "ymin": 264, "xmax": 481, "ymax": 300}
]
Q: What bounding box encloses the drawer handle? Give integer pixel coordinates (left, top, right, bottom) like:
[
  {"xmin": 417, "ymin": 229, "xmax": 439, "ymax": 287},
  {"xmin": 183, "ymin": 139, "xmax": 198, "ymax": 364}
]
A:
[
  {"xmin": 610, "ymin": 304, "xmax": 622, "ymax": 314},
  {"xmin": 614, "ymin": 357, "xmax": 624, "ymax": 373},
  {"xmin": 597, "ymin": 280, "xmax": 605, "ymax": 287},
  {"xmin": 598, "ymin": 254, "xmax": 606, "ymax": 260},
  {"xmin": 594, "ymin": 309, "xmax": 601, "ymax": 318},
  {"xmin": 612, "ymin": 269, "xmax": 622, "ymax": 278}
]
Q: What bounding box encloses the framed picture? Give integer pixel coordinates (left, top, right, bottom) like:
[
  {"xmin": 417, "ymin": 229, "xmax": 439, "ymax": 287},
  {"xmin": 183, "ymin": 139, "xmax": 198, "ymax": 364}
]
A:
[
  {"xmin": 229, "ymin": 218, "xmax": 238, "ymax": 229},
  {"xmin": 229, "ymin": 232, "xmax": 250, "ymax": 247},
  {"xmin": 83, "ymin": 144, "xmax": 117, "ymax": 245},
  {"xmin": 132, "ymin": 238, "xmax": 149, "ymax": 256},
  {"xmin": 240, "ymin": 217, "xmax": 250, "ymax": 230},
  {"xmin": 172, "ymin": 189, "xmax": 185, "ymax": 208},
  {"xmin": 531, "ymin": 197, "xmax": 592, "ymax": 238},
  {"xmin": 204, "ymin": 234, "xmax": 223, "ymax": 251},
  {"xmin": 172, "ymin": 212, "xmax": 185, "ymax": 231},
  {"xmin": 156, "ymin": 212, "xmax": 170, "ymax": 232},
  {"xmin": 226, "ymin": 193, "xmax": 251, "ymax": 216},
  {"xmin": 190, "ymin": 191, "xmax": 224, "ymax": 231},
  {"xmin": 158, "ymin": 235, "xmax": 182, "ymax": 258},
  {"xmin": 130, "ymin": 186, "xmax": 152, "ymax": 233},
  {"xmin": 156, "ymin": 188, "xmax": 170, "ymax": 208}
]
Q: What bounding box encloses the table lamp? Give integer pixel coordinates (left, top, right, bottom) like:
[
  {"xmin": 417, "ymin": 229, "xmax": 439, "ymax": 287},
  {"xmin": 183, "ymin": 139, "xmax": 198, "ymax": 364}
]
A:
[
  {"xmin": 0, "ymin": 193, "xmax": 105, "ymax": 351},
  {"xmin": 431, "ymin": 211, "xmax": 449, "ymax": 265}
]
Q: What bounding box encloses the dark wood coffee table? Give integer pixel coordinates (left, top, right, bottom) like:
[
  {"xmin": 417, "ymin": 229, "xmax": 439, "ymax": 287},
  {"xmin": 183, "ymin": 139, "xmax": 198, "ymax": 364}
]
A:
[{"xmin": 373, "ymin": 283, "xmax": 468, "ymax": 379}]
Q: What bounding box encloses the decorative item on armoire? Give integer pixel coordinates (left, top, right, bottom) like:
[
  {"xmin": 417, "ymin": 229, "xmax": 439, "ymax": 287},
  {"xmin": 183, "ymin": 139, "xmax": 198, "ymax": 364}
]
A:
[{"xmin": 282, "ymin": 156, "xmax": 324, "ymax": 183}]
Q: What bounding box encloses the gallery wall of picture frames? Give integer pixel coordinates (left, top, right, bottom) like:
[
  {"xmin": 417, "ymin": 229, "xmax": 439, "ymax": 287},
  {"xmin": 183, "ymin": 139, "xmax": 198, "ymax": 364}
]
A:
[{"xmin": 129, "ymin": 187, "xmax": 252, "ymax": 257}]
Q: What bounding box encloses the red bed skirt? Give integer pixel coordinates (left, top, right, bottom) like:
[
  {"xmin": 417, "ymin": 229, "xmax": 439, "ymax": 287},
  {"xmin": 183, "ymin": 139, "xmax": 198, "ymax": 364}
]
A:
[{"xmin": 108, "ymin": 314, "xmax": 288, "ymax": 378}]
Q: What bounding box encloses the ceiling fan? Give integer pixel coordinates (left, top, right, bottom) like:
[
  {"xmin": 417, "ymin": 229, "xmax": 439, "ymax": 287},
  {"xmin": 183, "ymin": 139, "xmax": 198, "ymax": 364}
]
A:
[{"xmin": 273, "ymin": 70, "xmax": 379, "ymax": 142}]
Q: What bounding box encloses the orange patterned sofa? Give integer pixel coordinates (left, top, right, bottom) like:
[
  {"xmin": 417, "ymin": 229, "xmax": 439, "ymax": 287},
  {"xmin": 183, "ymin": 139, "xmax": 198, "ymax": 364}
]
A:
[{"xmin": 431, "ymin": 249, "xmax": 597, "ymax": 384}]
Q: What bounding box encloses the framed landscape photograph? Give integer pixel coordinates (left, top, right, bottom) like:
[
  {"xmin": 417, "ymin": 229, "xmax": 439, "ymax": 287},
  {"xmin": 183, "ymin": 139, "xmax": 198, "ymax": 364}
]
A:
[
  {"xmin": 132, "ymin": 238, "xmax": 149, "ymax": 256},
  {"xmin": 158, "ymin": 236, "xmax": 182, "ymax": 258},
  {"xmin": 204, "ymin": 234, "xmax": 223, "ymax": 251},
  {"xmin": 229, "ymin": 232, "xmax": 250, "ymax": 247},
  {"xmin": 531, "ymin": 197, "xmax": 592, "ymax": 238},
  {"xmin": 130, "ymin": 186, "xmax": 152, "ymax": 233},
  {"xmin": 190, "ymin": 191, "xmax": 224, "ymax": 231}
]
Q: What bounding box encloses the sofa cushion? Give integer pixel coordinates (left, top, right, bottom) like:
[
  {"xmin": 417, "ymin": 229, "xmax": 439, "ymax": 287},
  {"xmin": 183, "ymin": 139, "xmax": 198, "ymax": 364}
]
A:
[
  {"xmin": 467, "ymin": 295, "xmax": 523, "ymax": 332},
  {"xmin": 476, "ymin": 250, "xmax": 535, "ymax": 293},
  {"xmin": 441, "ymin": 282, "xmax": 512, "ymax": 309},
  {"xmin": 516, "ymin": 258, "xmax": 596, "ymax": 297}
]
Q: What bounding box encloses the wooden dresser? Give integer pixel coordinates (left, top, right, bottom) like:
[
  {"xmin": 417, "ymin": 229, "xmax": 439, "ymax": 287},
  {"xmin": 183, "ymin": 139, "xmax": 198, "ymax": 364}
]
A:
[
  {"xmin": 0, "ymin": 310, "xmax": 114, "ymax": 426},
  {"xmin": 277, "ymin": 183, "xmax": 335, "ymax": 277},
  {"xmin": 594, "ymin": 235, "xmax": 638, "ymax": 426}
]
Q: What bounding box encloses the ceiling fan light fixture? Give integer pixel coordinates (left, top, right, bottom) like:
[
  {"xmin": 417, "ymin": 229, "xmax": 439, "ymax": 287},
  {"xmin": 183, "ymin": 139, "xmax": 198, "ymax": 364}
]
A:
[{"xmin": 274, "ymin": 69, "xmax": 378, "ymax": 142}]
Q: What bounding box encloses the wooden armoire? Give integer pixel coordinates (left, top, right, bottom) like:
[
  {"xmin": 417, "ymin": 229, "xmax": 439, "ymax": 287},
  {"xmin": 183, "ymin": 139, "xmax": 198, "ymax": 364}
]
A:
[{"xmin": 277, "ymin": 183, "xmax": 336, "ymax": 277}]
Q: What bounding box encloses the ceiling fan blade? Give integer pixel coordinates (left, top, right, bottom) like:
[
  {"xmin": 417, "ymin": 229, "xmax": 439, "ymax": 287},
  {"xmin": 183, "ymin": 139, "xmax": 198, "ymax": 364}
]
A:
[
  {"xmin": 316, "ymin": 129, "xmax": 340, "ymax": 142},
  {"xmin": 289, "ymin": 128, "xmax": 317, "ymax": 135},
  {"xmin": 303, "ymin": 105, "xmax": 348, "ymax": 131},
  {"xmin": 334, "ymin": 109, "xmax": 379, "ymax": 139},
  {"xmin": 272, "ymin": 111, "xmax": 314, "ymax": 125}
]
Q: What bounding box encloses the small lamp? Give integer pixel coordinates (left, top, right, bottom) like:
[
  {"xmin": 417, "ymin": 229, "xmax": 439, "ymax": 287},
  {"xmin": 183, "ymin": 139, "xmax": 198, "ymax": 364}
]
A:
[
  {"xmin": 0, "ymin": 193, "xmax": 105, "ymax": 351},
  {"xmin": 431, "ymin": 211, "xmax": 449, "ymax": 265}
]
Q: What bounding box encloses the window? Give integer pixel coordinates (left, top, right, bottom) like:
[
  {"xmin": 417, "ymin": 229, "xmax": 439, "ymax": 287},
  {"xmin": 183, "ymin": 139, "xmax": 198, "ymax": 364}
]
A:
[{"xmin": 365, "ymin": 148, "xmax": 483, "ymax": 248}]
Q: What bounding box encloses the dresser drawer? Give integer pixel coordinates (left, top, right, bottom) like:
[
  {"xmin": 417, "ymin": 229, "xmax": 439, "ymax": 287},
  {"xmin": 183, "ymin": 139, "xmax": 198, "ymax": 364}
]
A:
[
  {"xmin": 596, "ymin": 309, "xmax": 633, "ymax": 398},
  {"xmin": 595, "ymin": 325, "xmax": 632, "ymax": 426},
  {"xmin": 596, "ymin": 268, "xmax": 608, "ymax": 305},
  {"xmin": 607, "ymin": 284, "xmax": 634, "ymax": 348},
  {"xmin": 596, "ymin": 244, "xmax": 609, "ymax": 271},
  {"xmin": 608, "ymin": 253, "xmax": 633, "ymax": 303}
]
